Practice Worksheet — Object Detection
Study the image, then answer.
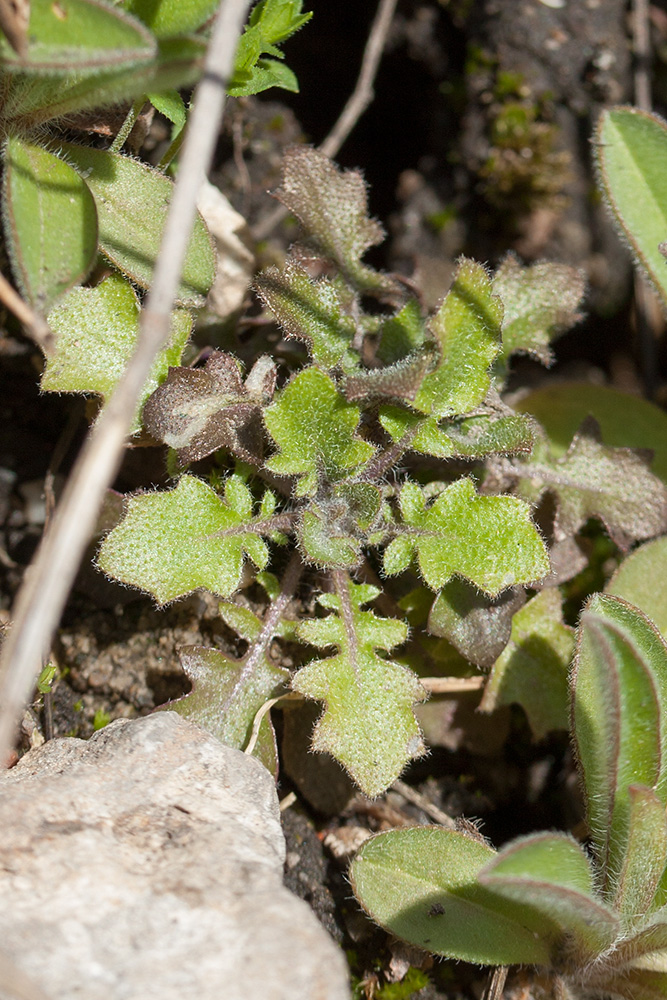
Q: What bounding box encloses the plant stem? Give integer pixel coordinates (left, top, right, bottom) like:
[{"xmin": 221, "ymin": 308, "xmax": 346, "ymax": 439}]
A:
[
  {"xmin": 110, "ymin": 96, "xmax": 146, "ymax": 153},
  {"xmin": 0, "ymin": 0, "xmax": 253, "ymax": 766}
]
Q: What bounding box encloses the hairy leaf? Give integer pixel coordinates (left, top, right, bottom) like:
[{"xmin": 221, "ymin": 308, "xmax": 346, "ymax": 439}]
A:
[
  {"xmin": 413, "ymin": 258, "xmax": 502, "ymax": 419},
  {"xmin": 229, "ymin": 0, "xmax": 311, "ymax": 96},
  {"xmin": 596, "ymin": 107, "xmax": 667, "ymax": 313},
  {"xmin": 120, "ymin": 0, "xmax": 218, "ymax": 37},
  {"xmin": 343, "ymin": 352, "xmax": 434, "ymax": 405},
  {"xmin": 384, "ymin": 478, "xmax": 549, "ymax": 597},
  {"xmin": 479, "ymin": 832, "xmax": 618, "ymax": 959},
  {"xmin": 350, "ymin": 827, "xmax": 553, "ymax": 965},
  {"xmin": 43, "ymin": 273, "xmax": 190, "ymax": 433},
  {"xmin": 572, "ymin": 594, "xmax": 667, "ymax": 895},
  {"xmin": 97, "ymin": 473, "xmax": 271, "ymax": 604},
  {"xmin": 163, "ymin": 644, "xmax": 288, "ymax": 774},
  {"xmin": 294, "ymin": 580, "xmax": 426, "ymax": 797},
  {"xmin": 444, "ymin": 411, "xmax": 536, "ymax": 458},
  {"xmin": 264, "ymin": 367, "xmax": 374, "ymax": 496},
  {"xmin": 516, "ymin": 417, "xmax": 667, "ymax": 550},
  {"xmin": 298, "ymin": 507, "xmax": 361, "ymax": 568},
  {"xmin": 428, "ymin": 579, "xmax": 525, "ymax": 669},
  {"xmin": 481, "ymin": 588, "xmax": 573, "ymax": 738},
  {"xmin": 612, "ymin": 785, "xmax": 667, "ymax": 922},
  {"xmin": 2, "ymin": 138, "xmax": 98, "ymax": 312},
  {"xmin": 143, "ymin": 352, "xmax": 275, "ymax": 464},
  {"xmin": 377, "ymin": 298, "xmax": 426, "ymax": 364},
  {"xmin": 493, "ymin": 254, "xmax": 585, "ymax": 367},
  {"xmin": 378, "ymin": 406, "xmax": 455, "ymax": 459},
  {"xmin": 255, "ymin": 261, "xmax": 358, "ymax": 371},
  {"xmin": 61, "ymin": 143, "xmax": 215, "ymax": 307},
  {"xmin": 0, "ymin": 0, "xmax": 155, "ymax": 74},
  {"xmin": 517, "ymin": 382, "xmax": 667, "ymax": 483},
  {"xmin": 273, "ymin": 146, "xmax": 393, "ymax": 292},
  {"xmin": 606, "ymin": 537, "xmax": 667, "ymax": 640}
]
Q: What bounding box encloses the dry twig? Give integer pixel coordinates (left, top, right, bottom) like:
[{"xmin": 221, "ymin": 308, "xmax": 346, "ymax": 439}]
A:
[
  {"xmin": 0, "ymin": 270, "xmax": 53, "ymax": 354},
  {"xmin": 0, "ymin": 0, "xmax": 253, "ymax": 764}
]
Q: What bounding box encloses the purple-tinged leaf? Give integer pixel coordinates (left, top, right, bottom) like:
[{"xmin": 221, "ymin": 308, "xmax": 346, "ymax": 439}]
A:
[
  {"xmin": 612, "ymin": 785, "xmax": 667, "ymax": 921},
  {"xmin": 428, "ymin": 579, "xmax": 525, "ymax": 669}
]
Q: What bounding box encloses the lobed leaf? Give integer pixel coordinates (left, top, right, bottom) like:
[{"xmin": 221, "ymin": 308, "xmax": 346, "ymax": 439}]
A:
[
  {"xmin": 162, "ymin": 644, "xmax": 288, "ymax": 775},
  {"xmin": 229, "ymin": 0, "xmax": 311, "ymax": 96},
  {"xmin": 255, "ymin": 261, "xmax": 358, "ymax": 371},
  {"xmin": 60, "ymin": 142, "xmax": 215, "ymax": 307},
  {"xmin": 480, "ymin": 588, "xmax": 573, "ymax": 739},
  {"xmin": 142, "ymin": 351, "xmax": 275, "ymax": 465},
  {"xmin": 596, "ymin": 107, "xmax": 667, "ymax": 313},
  {"xmin": 413, "ymin": 258, "xmax": 502, "ymax": 419},
  {"xmin": 479, "ymin": 832, "xmax": 618, "ymax": 960},
  {"xmin": 2, "ymin": 138, "xmax": 98, "ymax": 312},
  {"xmin": 97, "ymin": 473, "xmax": 271, "ymax": 604},
  {"xmin": 273, "ymin": 146, "xmax": 393, "ymax": 292},
  {"xmin": 350, "ymin": 827, "xmax": 553, "ymax": 965},
  {"xmin": 516, "ymin": 417, "xmax": 667, "ymax": 550},
  {"xmin": 517, "ymin": 382, "xmax": 667, "ymax": 484},
  {"xmin": 384, "ymin": 478, "xmax": 549, "ymax": 597},
  {"xmin": 492, "ymin": 254, "xmax": 585, "ymax": 368},
  {"xmin": 264, "ymin": 367, "xmax": 374, "ymax": 497},
  {"xmin": 294, "ymin": 580, "xmax": 426, "ymax": 797},
  {"xmin": 572, "ymin": 594, "xmax": 667, "ymax": 895},
  {"xmin": 43, "ymin": 273, "xmax": 190, "ymax": 433},
  {"xmin": 0, "ymin": 0, "xmax": 155, "ymax": 74}
]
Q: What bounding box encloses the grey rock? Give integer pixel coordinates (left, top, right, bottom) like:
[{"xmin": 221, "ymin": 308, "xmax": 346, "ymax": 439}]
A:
[{"xmin": 0, "ymin": 713, "xmax": 351, "ymax": 1000}]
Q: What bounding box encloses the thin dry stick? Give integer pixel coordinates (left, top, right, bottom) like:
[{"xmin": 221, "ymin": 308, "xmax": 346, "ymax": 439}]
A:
[
  {"xmin": 0, "ymin": 270, "xmax": 53, "ymax": 353},
  {"xmin": 0, "ymin": 0, "xmax": 252, "ymax": 765},
  {"xmin": 391, "ymin": 778, "xmax": 457, "ymax": 829},
  {"xmin": 420, "ymin": 676, "xmax": 485, "ymax": 694},
  {"xmin": 484, "ymin": 966, "xmax": 508, "ymax": 1000},
  {"xmin": 252, "ymin": 0, "xmax": 398, "ymax": 242}
]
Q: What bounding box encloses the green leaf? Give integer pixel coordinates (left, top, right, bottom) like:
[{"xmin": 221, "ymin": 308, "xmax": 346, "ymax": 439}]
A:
[
  {"xmin": 162, "ymin": 644, "xmax": 288, "ymax": 775},
  {"xmin": 413, "ymin": 258, "xmax": 502, "ymax": 419},
  {"xmin": 7, "ymin": 36, "xmax": 205, "ymax": 129},
  {"xmin": 350, "ymin": 827, "xmax": 553, "ymax": 965},
  {"xmin": 97, "ymin": 473, "xmax": 271, "ymax": 604},
  {"xmin": 479, "ymin": 832, "xmax": 618, "ymax": 959},
  {"xmin": 298, "ymin": 507, "xmax": 361, "ymax": 568},
  {"xmin": 377, "ymin": 298, "xmax": 426, "ymax": 364},
  {"xmin": 2, "ymin": 138, "xmax": 98, "ymax": 312},
  {"xmin": 147, "ymin": 89, "xmax": 186, "ymax": 136},
  {"xmin": 273, "ymin": 146, "xmax": 393, "ymax": 293},
  {"xmin": 120, "ymin": 0, "xmax": 219, "ymax": 37},
  {"xmin": 515, "ymin": 417, "xmax": 667, "ymax": 550},
  {"xmin": 428, "ymin": 579, "xmax": 524, "ymax": 669},
  {"xmin": 229, "ymin": 56, "xmax": 299, "ymax": 96},
  {"xmin": 592, "ymin": 968, "xmax": 667, "ymax": 1000},
  {"xmin": 42, "ymin": 273, "xmax": 190, "ymax": 433},
  {"xmin": 596, "ymin": 107, "xmax": 667, "ymax": 313},
  {"xmin": 384, "ymin": 478, "xmax": 549, "ymax": 597},
  {"xmin": 517, "ymin": 382, "xmax": 667, "ymax": 484},
  {"xmin": 612, "ymin": 785, "xmax": 667, "ymax": 922},
  {"xmin": 480, "ymin": 588, "xmax": 573, "ymax": 739},
  {"xmin": 606, "ymin": 537, "xmax": 667, "ymax": 640},
  {"xmin": 294, "ymin": 580, "xmax": 426, "ymax": 797},
  {"xmin": 264, "ymin": 367, "xmax": 375, "ymax": 497},
  {"xmin": 61, "ymin": 143, "xmax": 215, "ymax": 307},
  {"xmin": 378, "ymin": 406, "xmax": 455, "ymax": 459},
  {"xmin": 572, "ymin": 594, "xmax": 667, "ymax": 895},
  {"xmin": 229, "ymin": 0, "xmax": 312, "ymax": 96},
  {"xmin": 255, "ymin": 261, "xmax": 358, "ymax": 371},
  {"xmin": 444, "ymin": 411, "xmax": 536, "ymax": 458},
  {"xmin": 0, "ymin": 0, "xmax": 155, "ymax": 74},
  {"xmin": 343, "ymin": 352, "xmax": 434, "ymax": 405},
  {"xmin": 493, "ymin": 254, "xmax": 585, "ymax": 367}
]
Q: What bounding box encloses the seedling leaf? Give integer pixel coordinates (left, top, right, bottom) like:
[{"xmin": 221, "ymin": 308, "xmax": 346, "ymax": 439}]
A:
[
  {"xmin": 0, "ymin": 0, "xmax": 155, "ymax": 74},
  {"xmin": 2, "ymin": 138, "xmax": 98, "ymax": 312},
  {"xmin": 264, "ymin": 367, "xmax": 375, "ymax": 497},
  {"xmin": 294, "ymin": 580, "xmax": 426, "ymax": 797},
  {"xmin": 596, "ymin": 107, "xmax": 667, "ymax": 313},
  {"xmin": 350, "ymin": 827, "xmax": 553, "ymax": 965},
  {"xmin": 61, "ymin": 143, "xmax": 215, "ymax": 307},
  {"xmin": 428, "ymin": 579, "xmax": 525, "ymax": 669},
  {"xmin": 413, "ymin": 258, "xmax": 502, "ymax": 419},
  {"xmin": 43, "ymin": 273, "xmax": 191, "ymax": 433},
  {"xmin": 385, "ymin": 478, "xmax": 549, "ymax": 597},
  {"xmin": 572, "ymin": 594, "xmax": 667, "ymax": 894},
  {"xmin": 97, "ymin": 473, "xmax": 271, "ymax": 604},
  {"xmin": 480, "ymin": 588, "xmax": 573, "ymax": 738}
]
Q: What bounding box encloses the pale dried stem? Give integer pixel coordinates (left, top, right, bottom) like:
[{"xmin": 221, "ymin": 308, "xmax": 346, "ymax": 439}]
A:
[
  {"xmin": 0, "ymin": 0, "xmax": 252, "ymax": 764},
  {"xmin": 420, "ymin": 676, "xmax": 485, "ymax": 694},
  {"xmin": 391, "ymin": 778, "xmax": 457, "ymax": 829},
  {"xmin": 0, "ymin": 270, "xmax": 53, "ymax": 353},
  {"xmin": 252, "ymin": 0, "xmax": 399, "ymax": 242}
]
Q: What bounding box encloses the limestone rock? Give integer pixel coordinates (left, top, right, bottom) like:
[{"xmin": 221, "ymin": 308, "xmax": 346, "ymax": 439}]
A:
[{"xmin": 0, "ymin": 713, "xmax": 350, "ymax": 1000}]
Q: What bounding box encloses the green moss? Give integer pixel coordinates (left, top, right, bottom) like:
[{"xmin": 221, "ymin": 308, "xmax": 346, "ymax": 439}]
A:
[{"xmin": 377, "ymin": 968, "xmax": 430, "ymax": 999}]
